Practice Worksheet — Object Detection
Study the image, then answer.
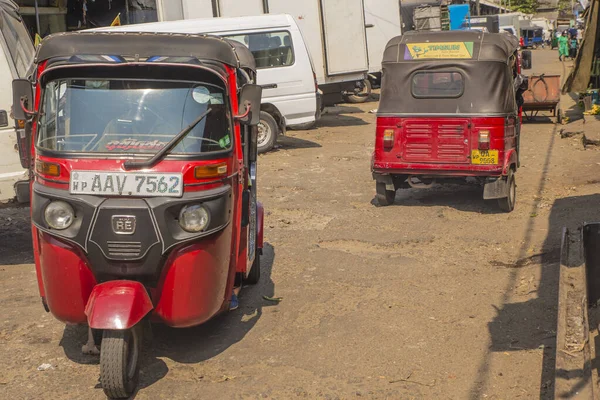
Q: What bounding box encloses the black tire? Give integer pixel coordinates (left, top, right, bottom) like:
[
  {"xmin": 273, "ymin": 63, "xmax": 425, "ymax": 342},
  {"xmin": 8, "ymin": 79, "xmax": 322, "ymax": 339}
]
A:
[
  {"xmin": 344, "ymin": 79, "xmax": 372, "ymax": 104},
  {"xmin": 246, "ymin": 250, "xmax": 261, "ymax": 285},
  {"xmin": 557, "ymin": 108, "xmax": 563, "ymax": 124},
  {"xmin": 100, "ymin": 327, "xmax": 141, "ymax": 399},
  {"xmin": 376, "ymin": 182, "xmax": 395, "ymax": 206},
  {"xmin": 498, "ymin": 169, "xmax": 516, "ymax": 213},
  {"xmin": 257, "ymin": 111, "xmax": 278, "ymax": 154}
]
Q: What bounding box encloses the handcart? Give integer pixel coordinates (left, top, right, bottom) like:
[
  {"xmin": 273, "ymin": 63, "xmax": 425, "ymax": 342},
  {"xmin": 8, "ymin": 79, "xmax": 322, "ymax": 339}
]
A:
[{"xmin": 522, "ymin": 74, "xmax": 562, "ymax": 123}]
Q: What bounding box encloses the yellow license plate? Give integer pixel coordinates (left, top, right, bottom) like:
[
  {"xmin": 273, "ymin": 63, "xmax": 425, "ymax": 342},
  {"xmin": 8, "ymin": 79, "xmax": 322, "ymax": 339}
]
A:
[{"xmin": 471, "ymin": 150, "xmax": 499, "ymax": 165}]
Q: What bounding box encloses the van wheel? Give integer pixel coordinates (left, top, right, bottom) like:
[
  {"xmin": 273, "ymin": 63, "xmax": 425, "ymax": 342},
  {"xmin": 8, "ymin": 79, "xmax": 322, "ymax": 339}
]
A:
[
  {"xmin": 257, "ymin": 111, "xmax": 278, "ymax": 154},
  {"xmin": 376, "ymin": 182, "xmax": 395, "ymax": 206},
  {"xmin": 498, "ymin": 170, "xmax": 516, "ymax": 213},
  {"xmin": 344, "ymin": 79, "xmax": 372, "ymax": 104}
]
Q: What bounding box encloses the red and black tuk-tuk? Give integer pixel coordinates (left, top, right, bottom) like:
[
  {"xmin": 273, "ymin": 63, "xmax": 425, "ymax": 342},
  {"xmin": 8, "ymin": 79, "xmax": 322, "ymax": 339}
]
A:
[
  {"xmin": 372, "ymin": 31, "xmax": 529, "ymax": 212},
  {"xmin": 12, "ymin": 32, "xmax": 263, "ymax": 398}
]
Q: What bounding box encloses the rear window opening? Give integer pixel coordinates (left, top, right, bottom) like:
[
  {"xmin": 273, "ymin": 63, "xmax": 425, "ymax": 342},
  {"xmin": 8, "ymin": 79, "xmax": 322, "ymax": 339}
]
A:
[{"xmin": 411, "ymin": 71, "xmax": 464, "ymax": 98}]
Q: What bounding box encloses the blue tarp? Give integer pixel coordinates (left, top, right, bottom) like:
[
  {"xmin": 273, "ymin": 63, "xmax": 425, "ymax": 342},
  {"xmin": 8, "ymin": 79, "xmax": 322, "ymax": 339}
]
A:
[{"xmin": 448, "ymin": 4, "xmax": 470, "ymax": 31}]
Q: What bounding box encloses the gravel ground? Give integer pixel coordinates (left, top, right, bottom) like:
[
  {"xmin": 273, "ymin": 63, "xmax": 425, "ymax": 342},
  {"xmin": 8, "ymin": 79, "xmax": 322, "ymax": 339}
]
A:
[{"xmin": 1, "ymin": 49, "xmax": 600, "ymax": 400}]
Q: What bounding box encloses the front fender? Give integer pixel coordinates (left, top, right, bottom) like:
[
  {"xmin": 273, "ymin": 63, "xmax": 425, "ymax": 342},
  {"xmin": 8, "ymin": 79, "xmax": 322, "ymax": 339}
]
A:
[
  {"xmin": 85, "ymin": 281, "xmax": 153, "ymax": 330},
  {"xmin": 503, "ymin": 149, "xmax": 518, "ymax": 175},
  {"xmin": 257, "ymin": 201, "xmax": 264, "ymax": 252}
]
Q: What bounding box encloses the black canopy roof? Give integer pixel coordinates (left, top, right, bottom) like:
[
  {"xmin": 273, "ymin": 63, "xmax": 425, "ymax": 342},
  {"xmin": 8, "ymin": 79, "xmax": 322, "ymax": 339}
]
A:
[
  {"xmin": 378, "ymin": 31, "xmax": 520, "ymax": 116},
  {"xmin": 35, "ymin": 31, "xmax": 256, "ymax": 71},
  {"xmin": 383, "ymin": 31, "xmax": 519, "ymax": 64}
]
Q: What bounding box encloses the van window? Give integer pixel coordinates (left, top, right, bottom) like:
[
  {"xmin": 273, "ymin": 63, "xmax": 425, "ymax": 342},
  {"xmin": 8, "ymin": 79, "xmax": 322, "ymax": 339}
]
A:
[
  {"xmin": 0, "ymin": 11, "xmax": 34, "ymax": 77},
  {"xmin": 225, "ymin": 31, "xmax": 294, "ymax": 69},
  {"xmin": 412, "ymin": 72, "xmax": 464, "ymax": 98}
]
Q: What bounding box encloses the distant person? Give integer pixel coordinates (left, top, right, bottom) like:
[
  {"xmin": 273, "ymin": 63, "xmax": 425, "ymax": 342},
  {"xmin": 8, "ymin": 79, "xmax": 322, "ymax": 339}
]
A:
[
  {"xmin": 569, "ymin": 34, "xmax": 578, "ymax": 60},
  {"xmin": 558, "ymin": 31, "xmax": 569, "ymax": 61},
  {"xmin": 577, "ymin": 28, "xmax": 583, "ymax": 44}
]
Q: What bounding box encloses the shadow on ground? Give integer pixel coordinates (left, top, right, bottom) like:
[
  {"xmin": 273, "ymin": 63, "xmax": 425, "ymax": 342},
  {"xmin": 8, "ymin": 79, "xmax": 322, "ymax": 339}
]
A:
[
  {"xmin": 371, "ymin": 183, "xmax": 507, "ymax": 215},
  {"xmin": 59, "ymin": 243, "xmax": 277, "ymax": 396}
]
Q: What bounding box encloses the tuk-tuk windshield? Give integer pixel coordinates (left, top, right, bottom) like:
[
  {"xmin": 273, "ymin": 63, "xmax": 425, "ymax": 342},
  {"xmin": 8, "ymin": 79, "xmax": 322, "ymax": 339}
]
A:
[{"xmin": 37, "ymin": 78, "xmax": 231, "ymax": 154}]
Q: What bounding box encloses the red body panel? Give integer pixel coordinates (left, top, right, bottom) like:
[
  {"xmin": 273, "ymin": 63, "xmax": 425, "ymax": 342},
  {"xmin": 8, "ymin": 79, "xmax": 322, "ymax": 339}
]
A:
[
  {"xmin": 30, "ymin": 63, "xmax": 255, "ymax": 330},
  {"xmin": 38, "ymin": 232, "xmax": 97, "ymax": 324},
  {"xmin": 373, "ymin": 116, "xmax": 517, "ymax": 177},
  {"xmin": 85, "ymin": 281, "xmax": 153, "ymax": 330},
  {"xmin": 153, "ymin": 226, "xmax": 233, "ymax": 327}
]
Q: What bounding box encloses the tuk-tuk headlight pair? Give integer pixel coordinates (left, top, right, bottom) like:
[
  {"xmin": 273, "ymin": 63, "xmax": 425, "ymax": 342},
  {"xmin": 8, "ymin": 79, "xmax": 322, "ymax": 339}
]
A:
[
  {"xmin": 179, "ymin": 204, "xmax": 210, "ymax": 233},
  {"xmin": 44, "ymin": 201, "xmax": 75, "ymax": 230}
]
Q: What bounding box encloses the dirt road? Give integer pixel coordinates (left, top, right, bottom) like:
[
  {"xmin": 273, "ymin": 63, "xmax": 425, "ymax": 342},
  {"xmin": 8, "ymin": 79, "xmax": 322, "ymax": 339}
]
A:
[{"xmin": 1, "ymin": 49, "xmax": 599, "ymax": 399}]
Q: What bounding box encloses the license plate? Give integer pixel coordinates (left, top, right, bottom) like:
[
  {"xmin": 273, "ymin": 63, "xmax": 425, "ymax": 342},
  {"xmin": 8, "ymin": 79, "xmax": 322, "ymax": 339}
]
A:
[
  {"xmin": 70, "ymin": 171, "xmax": 183, "ymax": 197},
  {"xmin": 471, "ymin": 150, "xmax": 499, "ymax": 165}
]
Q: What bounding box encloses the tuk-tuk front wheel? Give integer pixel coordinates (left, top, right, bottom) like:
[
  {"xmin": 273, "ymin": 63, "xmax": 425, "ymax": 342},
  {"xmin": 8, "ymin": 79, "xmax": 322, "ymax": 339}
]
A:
[
  {"xmin": 376, "ymin": 182, "xmax": 396, "ymax": 206},
  {"xmin": 100, "ymin": 326, "xmax": 142, "ymax": 399},
  {"xmin": 257, "ymin": 111, "xmax": 278, "ymax": 154},
  {"xmin": 498, "ymin": 170, "xmax": 516, "ymax": 213}
]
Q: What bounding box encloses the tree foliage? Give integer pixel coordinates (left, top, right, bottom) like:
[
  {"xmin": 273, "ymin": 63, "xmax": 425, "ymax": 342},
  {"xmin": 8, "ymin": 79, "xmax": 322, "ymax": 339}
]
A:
[{"xmin": 510, "ymin": 0, "xmax": 539, "ymax": 14}]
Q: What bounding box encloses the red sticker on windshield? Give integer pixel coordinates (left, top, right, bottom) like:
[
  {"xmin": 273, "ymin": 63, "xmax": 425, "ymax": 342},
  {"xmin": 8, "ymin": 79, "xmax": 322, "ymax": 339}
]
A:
[{"xmin": 105, "ymin": 138, "xmax": 167, "ymax": 151}]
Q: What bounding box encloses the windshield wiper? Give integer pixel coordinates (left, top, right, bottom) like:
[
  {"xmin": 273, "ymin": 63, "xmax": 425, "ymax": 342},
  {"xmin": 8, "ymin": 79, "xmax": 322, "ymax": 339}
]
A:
[{"xmin": 123, "ymin": 109, "xmax": 212, "ymax": 170}]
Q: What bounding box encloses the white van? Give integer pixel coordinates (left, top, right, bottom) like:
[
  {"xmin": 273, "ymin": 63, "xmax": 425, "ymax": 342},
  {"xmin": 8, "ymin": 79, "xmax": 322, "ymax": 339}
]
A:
[
  {"xmin": 364, "ymin": 0, "xmax": 402, "ymax": 88},
  {"xmin": 155, "ymin": 0, "xmax": 370, "ymax": 106},
  {"xmin": 0, "ymin": 0, "xmax": 34, "ymax": 202},
  {"xmin": 95, "ymin": 14, "xmax": 320, "ymax": 153}
]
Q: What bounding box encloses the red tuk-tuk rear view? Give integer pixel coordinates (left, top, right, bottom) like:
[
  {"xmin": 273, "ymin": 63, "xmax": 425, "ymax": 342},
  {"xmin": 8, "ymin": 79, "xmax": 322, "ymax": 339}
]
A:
[
  {"xmin": 12, "ymin": 32, "xmax": 264, "ymax": 398},
  {"xmin": 372, "ymin": 31, "xmax": 528, "ymax": 212}
]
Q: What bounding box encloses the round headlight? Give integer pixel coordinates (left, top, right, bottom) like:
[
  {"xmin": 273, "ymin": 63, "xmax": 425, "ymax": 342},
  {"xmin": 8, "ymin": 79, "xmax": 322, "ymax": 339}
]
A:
[
  {"xmin": 44, "ymin": 201, "xmax": 75, "ymax": 230},
  {"xmin": 179, "ymin": 204, "xmax": 209, "ymax": 233}
]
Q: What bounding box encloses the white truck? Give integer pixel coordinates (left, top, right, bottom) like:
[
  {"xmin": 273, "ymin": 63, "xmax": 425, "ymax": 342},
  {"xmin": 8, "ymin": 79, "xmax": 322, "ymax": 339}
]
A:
[
  {"xmin": 363, "ymin": 0, "xmax": 402, "ymax": 88},
  {"xmin": 0, "ymin": 0, "xmax": 34, "ymax": 203},
  {"xmin": 498, "ymin": 13, "xmax": 523, "ymax": 40},
  {"xmin": 155, "ymin": 0, "xmax": 370, "ymax": 105}
]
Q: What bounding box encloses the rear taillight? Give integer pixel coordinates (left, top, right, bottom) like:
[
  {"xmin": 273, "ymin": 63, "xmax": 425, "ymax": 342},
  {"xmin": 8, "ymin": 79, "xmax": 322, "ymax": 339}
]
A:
[
  {"xmin": 313, "ymin": 71, "xmax": 318, "ymax": 92},
  {"xmin": 383, "ymin": 129, "xmax": 395, "ymax": 150},
  {"xmin": 478, "ymin": 130, "xmax": 490, "ymax": 150}
]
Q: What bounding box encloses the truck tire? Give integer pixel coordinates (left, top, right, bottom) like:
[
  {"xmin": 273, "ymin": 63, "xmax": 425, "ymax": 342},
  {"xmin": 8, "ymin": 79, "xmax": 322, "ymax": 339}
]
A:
[
  {"xmin": 344, "ymin": 79, "xmax": 372, "ymax": 104},
  {"xmin": 257, "ymin": 111, "xmax": 278, "ymax": 154}
]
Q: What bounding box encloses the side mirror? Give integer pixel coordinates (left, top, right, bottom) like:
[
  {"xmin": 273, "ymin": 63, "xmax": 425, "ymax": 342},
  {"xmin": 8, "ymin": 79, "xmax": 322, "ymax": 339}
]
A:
[
  {"xmin": 236, "ymin": 84, "xmax": 262, "ymax": 126},
  {"xmin": 12, "ymin": 79, "xmax": 34, "ymax": 120}
]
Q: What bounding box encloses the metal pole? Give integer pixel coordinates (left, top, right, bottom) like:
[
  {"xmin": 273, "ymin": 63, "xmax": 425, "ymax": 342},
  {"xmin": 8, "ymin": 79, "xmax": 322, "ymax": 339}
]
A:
[
  {"xmin": 34, "ymin": 0, "xmax": 41, "ymax": 35},
  {"xmin": 476, "ymin": 0, "xmax": 480, "ymax": 16},
  {"xmin": 125, "ymin": 0, "xmax": 130, "ymax": 24}
]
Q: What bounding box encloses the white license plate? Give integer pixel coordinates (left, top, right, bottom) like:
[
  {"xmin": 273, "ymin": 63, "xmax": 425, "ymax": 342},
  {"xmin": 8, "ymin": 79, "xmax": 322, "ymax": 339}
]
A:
[{"xmin": 70, "ymin": 171, "xmax": 183, "ymax": 197}]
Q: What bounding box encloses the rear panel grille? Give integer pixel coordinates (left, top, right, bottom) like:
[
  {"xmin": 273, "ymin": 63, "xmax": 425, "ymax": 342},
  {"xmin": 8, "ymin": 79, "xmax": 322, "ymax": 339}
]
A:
[
  {"xmin": 107, "ymin": 241, "xmax": 142, "ymax": 258},
  {"xmin": 402, "ymin": 119, "xmax": 470, "ymax": 163}
]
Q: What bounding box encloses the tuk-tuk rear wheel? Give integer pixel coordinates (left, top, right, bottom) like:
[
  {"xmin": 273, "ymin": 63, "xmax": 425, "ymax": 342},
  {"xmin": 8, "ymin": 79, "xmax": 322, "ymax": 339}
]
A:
[
  {"xmin": 498, "ymin": 170, "xmax": 516, "ymax": 213},
  {"xmin": 376, "ymin": 182, "xmax": 396, "ymax": 206},
  {"xmin": 246, "ymin": 250, "xmax": 261, "ymax": 284},
  {"xmin": 100, "ymin": 326, "xmax": 141, "ymax": 399}
]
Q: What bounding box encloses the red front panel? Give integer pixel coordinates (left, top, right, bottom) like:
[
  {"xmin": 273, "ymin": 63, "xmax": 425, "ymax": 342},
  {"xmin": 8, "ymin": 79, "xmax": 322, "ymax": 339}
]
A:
[
  {"xmin": 373, "ymin": 116, "xmax": 512, "ymax": 176},
  {"xmin": 38, "ymin": 232, "xmax": 97, "ymax": 324},
  {"xmin": 153, "ymin": 224, "xmax": 233, "ymax": 328}
]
